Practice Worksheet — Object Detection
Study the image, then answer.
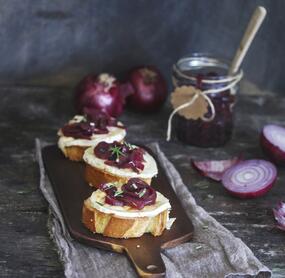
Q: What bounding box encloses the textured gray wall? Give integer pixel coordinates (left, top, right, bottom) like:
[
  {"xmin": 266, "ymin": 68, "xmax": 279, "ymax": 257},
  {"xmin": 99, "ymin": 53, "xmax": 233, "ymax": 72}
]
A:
[{"xmin": 0, "ymin": 0, "xmax": 284, "ymax": 93}]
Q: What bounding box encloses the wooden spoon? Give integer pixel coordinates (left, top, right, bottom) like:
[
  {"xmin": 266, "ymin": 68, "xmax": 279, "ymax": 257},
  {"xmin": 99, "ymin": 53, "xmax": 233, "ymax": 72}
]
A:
[{"xmin": 229, "ymin": 6, "xmax": 267, "ymax": 75}]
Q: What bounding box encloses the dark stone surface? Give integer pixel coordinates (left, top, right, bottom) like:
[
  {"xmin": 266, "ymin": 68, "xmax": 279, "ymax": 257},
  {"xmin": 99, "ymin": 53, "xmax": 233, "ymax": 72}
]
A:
[
  {"xmin": 0, "ymin": 84, "xmax": 284, "ymax": 277},
  {"xmin": 0, "ymin": 0, "xmax": 284, "ymax": 93}
]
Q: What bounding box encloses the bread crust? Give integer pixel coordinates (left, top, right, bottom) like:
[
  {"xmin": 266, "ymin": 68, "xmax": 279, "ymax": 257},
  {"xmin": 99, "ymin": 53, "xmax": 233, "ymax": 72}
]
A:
[
  {"xmin": 61, "ymin": 145, "xmax": 87, "ymax": 161},
  {"xmin": 82, "ymin": 199, "xmax": 168, "ymax": 238},
  {"xmin": 85, "ymin": 163, "xmax": 152, "ymax": 188}
]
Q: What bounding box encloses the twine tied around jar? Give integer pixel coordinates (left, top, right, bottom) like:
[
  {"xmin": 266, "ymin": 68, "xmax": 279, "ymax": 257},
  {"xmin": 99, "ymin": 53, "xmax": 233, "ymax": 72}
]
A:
[{"xmin": 166, "ymin": 71, "xmax": 243, "ymax": 141}]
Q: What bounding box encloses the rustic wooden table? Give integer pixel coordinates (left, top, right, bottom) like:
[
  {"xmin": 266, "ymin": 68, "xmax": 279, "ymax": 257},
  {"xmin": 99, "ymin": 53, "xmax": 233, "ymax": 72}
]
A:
[{"xmin": 0, "ymin": 85, "xmax": 284, "ymax": 277}]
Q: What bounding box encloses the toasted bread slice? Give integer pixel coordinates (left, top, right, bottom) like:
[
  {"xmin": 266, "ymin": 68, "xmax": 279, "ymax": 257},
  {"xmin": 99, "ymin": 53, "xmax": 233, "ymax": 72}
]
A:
[
  {"xmin": 83, "ymin": 143, "xmax": 157, "ymax": 188},
  {"xmin": 57, "ymin": 114, "xmax": 126, "ymax": 162},
  {"xmin": 82, "ymin": 198, "xmax": 169, "ymax": 238},
  {"xmin": 61, "ymin": 145, "xmax": 87, "ymax": 161},
  {"xmin": 85, "ymin": 163, "xmax": 152, "ymax": 188}
]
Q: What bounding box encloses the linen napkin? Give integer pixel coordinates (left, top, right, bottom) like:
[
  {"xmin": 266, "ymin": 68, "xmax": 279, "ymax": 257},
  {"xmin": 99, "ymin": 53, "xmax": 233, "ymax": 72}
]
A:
[{"xmin": 35, "ymin": 139, "xmax": 271, "ymax": 278}]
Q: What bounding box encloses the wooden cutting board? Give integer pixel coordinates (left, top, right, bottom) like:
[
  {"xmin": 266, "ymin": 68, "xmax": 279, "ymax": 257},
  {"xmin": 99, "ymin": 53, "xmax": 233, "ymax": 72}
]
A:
[{"xmin": 42, "ymin": 145, "xmax": 194, "ymax": 277}]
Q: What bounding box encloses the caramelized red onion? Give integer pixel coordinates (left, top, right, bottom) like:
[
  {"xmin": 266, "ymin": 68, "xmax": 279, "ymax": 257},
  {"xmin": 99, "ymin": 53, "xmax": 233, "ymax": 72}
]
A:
[
  {"xmin": 83, "ymin": 108, "xmax": 122, "ymax": 128},
  {"xmin": 61, "ymin": 122, "xmax": 108, "ymax": 139},
  {"xmin": 94, "ymin": 141, "xmax": 111, "ymax": 159},
  {"xmin": 94, "ymin": 141, "xmax": 145, "ymax": 173},
  {"xmin": 100, "ymin": 178, "xmax": 156, "ymax": 209},
  {"xmin": 61, "ymin": 110, "xmax": 124, "ymax": 139}
]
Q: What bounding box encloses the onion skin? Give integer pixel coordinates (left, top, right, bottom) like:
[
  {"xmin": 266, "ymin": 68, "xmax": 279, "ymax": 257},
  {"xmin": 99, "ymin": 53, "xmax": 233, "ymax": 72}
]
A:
[
  {"xmin": 224, "ymin": 179, "xmax": 276, "ymax": 199},
  {"xmin": 260, "ymin": 130, "xmax": 285, "ymax": 166},
  {"xmin": 127, "ymin": 66, "xmax": 167, "ymax": 112},
  {"xmin": 74, "ymin": 73, "xmax": 128, "ymax": 117},
  {"xmin": 273, "ymin": 201, "xmax": 285, "ymax": 231},
  {"xmin": 191, "ymin": 156, "xmax": 241, "ymax": 181}
]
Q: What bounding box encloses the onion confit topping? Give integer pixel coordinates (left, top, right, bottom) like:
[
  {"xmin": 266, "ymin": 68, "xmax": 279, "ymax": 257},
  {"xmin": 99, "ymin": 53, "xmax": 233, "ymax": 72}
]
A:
[
  {"xmin": 94, "ymin": 141, "xmax": 145, "ymax": 173},
  {"xmin": 61, "ymin": 109, "xmax": 124, "ymax": 139},
  {"xmin": 99, "ymin": 178, "xmax": 156, "ymax": 209}
]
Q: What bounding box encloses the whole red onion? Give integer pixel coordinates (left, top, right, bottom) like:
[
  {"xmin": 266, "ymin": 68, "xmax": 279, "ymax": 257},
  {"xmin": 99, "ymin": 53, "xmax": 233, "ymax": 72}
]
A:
[
  {"xmin": 74, "ymin": 73, "xmax": 130, "ymax": 117},
  {"xmin": 127, "ymin": 66, "xmax": 167, "ymax": 112}
]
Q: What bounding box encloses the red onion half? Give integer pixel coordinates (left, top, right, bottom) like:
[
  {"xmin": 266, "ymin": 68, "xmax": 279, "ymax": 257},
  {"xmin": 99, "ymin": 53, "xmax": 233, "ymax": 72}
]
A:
[
  {"xmin": 273, "ymin": 201, "xmax": 285, "ymax": 231},
  {"xmin": 261, "ymin": 124, "xmax": 285, "ymax": 165},
  {"xmin": 75, "ymin": 73, "xmax": 131, "ymax": 117},
  {"xmin": 192, "ymin": 156, "xmax": 241, "ymax": 181},
  {"xmin": 222, "ymin": 160, "xmax": 277, "ymax": 198},
  {"xmin": 127, "ymin": 66, "xmax": 167, "ymax": 112}
]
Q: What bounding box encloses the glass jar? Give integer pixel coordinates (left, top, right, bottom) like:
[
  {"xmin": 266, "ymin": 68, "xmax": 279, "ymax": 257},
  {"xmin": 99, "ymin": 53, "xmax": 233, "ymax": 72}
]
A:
[{"xmin": 172, "ymin": 53, "xmax": 242, "ymax": 147}]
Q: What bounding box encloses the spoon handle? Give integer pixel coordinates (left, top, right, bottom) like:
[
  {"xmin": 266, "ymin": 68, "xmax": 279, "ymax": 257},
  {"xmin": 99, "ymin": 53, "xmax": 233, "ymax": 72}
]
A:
[{"xmin": 229, "ymin": 6, "xmax": 267, "ymax": 75}]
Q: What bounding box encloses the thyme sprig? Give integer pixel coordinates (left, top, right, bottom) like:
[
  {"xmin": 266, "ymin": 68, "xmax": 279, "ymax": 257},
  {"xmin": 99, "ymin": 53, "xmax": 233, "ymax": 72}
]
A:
[
  {"xmin": 124, "ymin": 142, "xmax": 134, "ymax": 150},
  {"xmin": 105, "ymin": 183, "xmax": 115, "ymax": 189},
  {"xmin": 110, "ymin": 145, "xmax": 124, "ymax": 160},
  {"xmin": 138, "ymin": 188, "xmax": 146, "ymax": 198},
  {"xmin": 114, "ymin": 190, "xmax": 124, "ymax": 197}
]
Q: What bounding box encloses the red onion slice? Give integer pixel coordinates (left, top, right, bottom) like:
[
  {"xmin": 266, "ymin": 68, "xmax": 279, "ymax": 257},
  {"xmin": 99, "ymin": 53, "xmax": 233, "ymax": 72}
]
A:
[
  {"xmin": 222, "ymin": 159, "xmax": 277, "ymax": 198},
  {"xmin": 191, "ymin": 157, "xmax": 241, "ymax": 181},
  {"xmin": 261, "ymin": 124, "xmax": 285, "ymax": 165},
  {"xmin": 273, "ymin": 201, "xmax": 285, "ymax": 231}
]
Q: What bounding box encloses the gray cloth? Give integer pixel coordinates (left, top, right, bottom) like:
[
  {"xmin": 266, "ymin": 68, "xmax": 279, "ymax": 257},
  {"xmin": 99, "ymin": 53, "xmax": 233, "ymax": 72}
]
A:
[{"xmin": 35, "ymin": 139, "xmax": 271, "ymax": 278}]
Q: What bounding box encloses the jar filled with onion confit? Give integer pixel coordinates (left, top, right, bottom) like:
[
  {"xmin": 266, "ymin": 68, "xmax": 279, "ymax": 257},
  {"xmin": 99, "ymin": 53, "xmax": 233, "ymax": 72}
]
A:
[{"xmin": 170, "ymin": 53, "xmax": 243, "ymax": 147}]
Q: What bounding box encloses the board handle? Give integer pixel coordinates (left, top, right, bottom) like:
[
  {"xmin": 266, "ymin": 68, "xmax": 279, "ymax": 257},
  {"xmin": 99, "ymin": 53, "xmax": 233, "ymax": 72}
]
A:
[{"xmin": 125, "ymin": 244, "xmax": 166, "ymax": 277}]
